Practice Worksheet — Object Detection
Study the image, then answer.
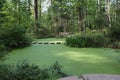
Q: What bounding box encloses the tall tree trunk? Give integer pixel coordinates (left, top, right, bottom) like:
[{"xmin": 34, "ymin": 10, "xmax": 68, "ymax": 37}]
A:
[
  {"xmin": 34, "ymin": 0, "xmax": 38, "ymax": 38},
  {"xmin": 97, "ymin": 0, "xmax": 100, "ymax": 14},
  {"xmin": 38, "ymin": 0, "xmax": 41, "ymax": 22},
  {"xmin": 106, "ymin": 0, "xmax": 111, "ymax": 28},
  {"xmin": 77, "ymin": 0, "xmax": 85, "ymax": 32},
  {"xmin": 78, "ymin": 12, "xmax": 83, "ymax": 32},
  {"xmin": 34, "ymin": 0, "xmax": 38, "ymax": 21},
  {"xmin": 116, "ymin": 0, "xmax": 119, "ymax": 22}
]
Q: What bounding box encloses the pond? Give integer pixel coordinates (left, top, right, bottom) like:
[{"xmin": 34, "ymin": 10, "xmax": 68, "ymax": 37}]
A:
[{"xmin": 4, "ymin": 38, "xmax": 120, "ymax": 75}]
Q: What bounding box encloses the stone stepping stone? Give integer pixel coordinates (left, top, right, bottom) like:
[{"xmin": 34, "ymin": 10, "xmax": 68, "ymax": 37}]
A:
[
  {"xmin": 32, "ymin": 41, "xmax": 37, "ymax": 44},
  {"xmin": 43, "ymin": 42, "xmax": 49, "ymax": 44},
  {"xmin": 32, "ymin": 41, "xmax": 65, "ymax": 44},
  {"xmin": 56, "ymin": 42, "xmax": 62, "ymax": 44},
  {"xmin": 38, "ymin": 42, "xmax": 42, "ymax": 44},
  {"xmin": 50, "ymin": 42, "xmax": 55, "ymax": 44}
]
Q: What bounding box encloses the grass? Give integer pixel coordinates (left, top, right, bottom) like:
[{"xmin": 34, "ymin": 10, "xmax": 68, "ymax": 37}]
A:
[{"xmin": 4, "ymin": 38, "xmax": 120, "ymax": 75}]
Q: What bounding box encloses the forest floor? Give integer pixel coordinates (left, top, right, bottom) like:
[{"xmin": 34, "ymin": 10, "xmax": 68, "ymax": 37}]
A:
[{"xmin": 4, "ymin": 38, "xmax": 120, "ymax": 75}]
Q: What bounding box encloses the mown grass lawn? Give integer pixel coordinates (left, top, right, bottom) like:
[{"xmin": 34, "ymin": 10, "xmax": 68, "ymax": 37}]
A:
[{"xmin": 4, "ymin": 38, "xmax": 120, "ymax": 75}]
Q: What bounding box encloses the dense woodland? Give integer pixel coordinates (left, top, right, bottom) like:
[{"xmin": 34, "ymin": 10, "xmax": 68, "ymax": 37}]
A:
[
  {"xmin": 0, "ymin": 0, "xmax": 119, "ymax": 49},
  {"xmin": 0, "ymin": 0, "xmax": 120, "ymax": 80},
  {"xmin": 0, "ymin": 0, "xmax": 120, "ymax": 37}
]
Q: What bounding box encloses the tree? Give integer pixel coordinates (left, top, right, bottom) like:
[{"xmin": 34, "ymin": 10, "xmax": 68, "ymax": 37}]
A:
[
  {"xmin": 76, "ymin": 0, "xmax": 85, "ymax": 32},
  {"xmin": 106, "ymin": 0, "xmax": 111, "ymax": 28},
  {"xmin": 0, "ymin": 0, "xmax": 32, "ymax": 48},
  {"xmin": 0, "ymin": 0, "xmax": 6, "ymax": 27},
  {"xmin": 34, "ymin": 0, "xmax": 38, "ymax": 20},
  {"xmin": 34, "ymin": 0, "xmax": 39, "ymax": 38}
]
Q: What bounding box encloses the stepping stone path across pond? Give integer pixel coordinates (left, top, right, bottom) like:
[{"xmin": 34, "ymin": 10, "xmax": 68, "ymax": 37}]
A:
[
  {"xmin": 58, "ymin": 74, "xmax": 120, "ymax": 80},
  {"xmin": 32, "ymin": 41, "xmax": 65, "ymax": 45}
]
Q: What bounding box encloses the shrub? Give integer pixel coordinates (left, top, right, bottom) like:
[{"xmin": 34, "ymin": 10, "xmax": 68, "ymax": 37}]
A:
[
  {"xmin": 0, "ymin": 61, "xmax": 67, "ymax": 80},
  {"xmin": 109, "ymin": 23, "xmax": 120, "ymax": 41},
  {"xmin": 0, "ymin": 25, "xmax": 32, "ymax": 60},
  {"xmin": 0, "ymin": 62, "xmax": 46, "ymax": 80},
  {"xmin": 0, "ymin": 43, "xmax": 6, "ymax": 52},
  {"xmin": 49, "ymin": 61, "xmax": 67, "ymax": 78},
  {"xmin": 0, "ymin": 64, "xmax": 10, "ymax": 80},
  {"xmin": 0, "ymin": 43, "xmax": 8, "ymax": 59},
  {"xmin": 109, "ymin": 41, "xmax": 120, "ymax": 49},
  {"xmin": 66, "ymin": 33, "xmax": 108, "ymax": 48},
  {"xmin": 32, "ymin": 22, "xmax": 52, "ymax": 39},
  {"xmin": 0, "ymin": 25, "xmax": 31, "ymax": 49},
  {"xmin": 11, "ymin": 62, "xmax": 48, "ymax": 80}
]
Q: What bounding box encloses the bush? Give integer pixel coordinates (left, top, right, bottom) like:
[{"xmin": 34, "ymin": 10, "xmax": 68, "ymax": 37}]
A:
[
  {"xmin": 109, "ymin": 41, "xmax": 120, "ymax": 49},
  {"xmin": 0, "ymin": 25, "xmax": 32, "ymax": 60},
  {"xmin": 66, "ymin": 33, "xmax": 108, "ymax": 48},
  {"xmin": 0, "ymin": 62, "xmax": 46, "ymax": 80},
  {"xmin": 11, "ymin": 62, "xmax": 48, "ymax": 80},
  {"xmin": 109, "ymin": 23, "xmax": 120, "ymax": 41},
  {"xmin": 0, "ymin": 64, "xmax": 10, "ymax": 80},
  {"xmin": 0, "ymin": 43, "xmax": 6, "ymax": 52},
  {"xmin": 0, "ymin": 61, "xmax": 67, "ymax": 80},
  {"xmin": 0, "ymin": 43, "xmax": 8, "ymax": 59},
  {"xmin": 32, "ymin": 22, "xmax": 52, "ymax": 39},
  {"xmin": 0, "ymin": 25, "xmax": 31, "ymax": 49}
]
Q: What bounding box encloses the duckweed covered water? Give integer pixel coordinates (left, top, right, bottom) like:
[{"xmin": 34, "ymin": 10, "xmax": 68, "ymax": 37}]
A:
[{"xmin": 4, "ymin": 38, "xmax": 120, "ymax": 75}]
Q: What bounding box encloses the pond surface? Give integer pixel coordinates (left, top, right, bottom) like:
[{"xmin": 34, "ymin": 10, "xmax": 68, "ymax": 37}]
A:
[{"xmin": 4, "ymin": 38, "xmax": 120, "ymax": 75}]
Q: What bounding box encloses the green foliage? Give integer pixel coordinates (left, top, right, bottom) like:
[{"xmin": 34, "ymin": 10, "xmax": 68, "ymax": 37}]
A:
[
  {"xmin": 49, "ymin": 61, "xmax": 67, "ymax": 78},
  {"xmin": 0, "ymin": 25, "xmax": 31, "ymax": 49},
  {"xmin": 0, "ymin": 62, "xmax": 67, "ymax": 80},
  {"xmin": 110, "ymin": 41, "xmax": 120, "ymax": 49},
  {"xmin": 0, "ymin": 64, "xmax": 10, "ymax": 80},
  {"xmin": 33, "ymin": 22, "xmax": 52, "ymax": 39},
  {"xmin": 0, "ymin": 62, "xmax": 47, "ymax": 80},
  {"xmin": 94, "ymin": 14, "xmax": 107, "ymax": 29},
  {"xmin": 0, "ymin": 44, "xmax": 7, "ymax": 59},
  {"xmin": 0, "ymin": 0, "xmax": 32, "ymax": 49},
  {"xmin": 0, "ymin": 0, "xmax": 6, "ymax": 27},
  {"xmin": 0, "ymin": 0, "xmax": 33, "ymax": 59},
  {"xmin": 11, "ymin": 62, "xmax": 48, "ymax": 80},
  {"xmin": 0, "ymin": 43, "xmax": 6, "ymax": 52},
  {"xmin": 109, "ymin": 23, "xmax": 120, "ymax": 41},
  {"xmin": 0, "ymin": 0, "xmax": 5, "ymax": 9},
  {"xmin": 66, "ymin": 33, "xmax": 108, "ymax": 48},
  {"xmin": 108, "ymin": 23, "xmax": 120, "ymax": 48}
]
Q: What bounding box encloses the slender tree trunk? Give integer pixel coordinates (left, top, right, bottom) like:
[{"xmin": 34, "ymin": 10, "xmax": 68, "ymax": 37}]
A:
[
  {"xmin": 97, "ymin": 0, "xmax": 100, "ymax": 14},
  {"xmin": 39, "ymin": 0, "xmax": 41, "ymax": 22},
  {"xmin": 28, "ymin": 0, "xmax": 31, "ymax": 15},
  {"xmin": 18, "ymin": 0, "xmax": 21, "ymax": 25},
  {"xmin": 78, "ymin": 12, "xmax": 83, "ymax": 32},
  {"xmin": 116, "ymin": 0, "xmax": 119, "ymax": 22},
  {"xmin": 106, "ymin": 0, "xmax": 111, "ymax": 28},
  {"xmin": 77, "ymin": 0, "xmax": 86, "ymax": 32}
]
